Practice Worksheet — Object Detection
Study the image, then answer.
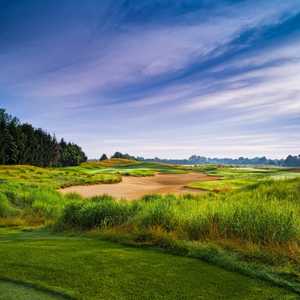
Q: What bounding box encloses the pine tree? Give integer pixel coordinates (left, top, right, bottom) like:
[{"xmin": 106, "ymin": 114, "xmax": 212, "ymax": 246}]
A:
[
  {"xmin": 0, "ymin": 108, "xmax": 88, "ymax": 167},
  {"xmin": 100, "ymin": 154, "xmax": 108, "ymax": 161}
]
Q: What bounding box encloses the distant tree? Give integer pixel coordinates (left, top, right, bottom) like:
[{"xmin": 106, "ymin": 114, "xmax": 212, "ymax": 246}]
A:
[
  {"xmin": 99, "ymin": 154, "xmax": 108, "ymax": 161},
  {"xmin": 59, "ymin": 139, "xmax": 87, "ymax": 167},
  {"xmin": 111, "ymin": 152, "xmax": 123, "ymax": 159},
  {"xmin": 0, "ymin": 108, "xmax": 87, "ymax": 167},
  {"xmin": 111, "ymin": 152, "xmax": 135, "ymax": 160},
  {"xmin": 285, "ymin": 155, "xmax": 300, "ymax": 167}
]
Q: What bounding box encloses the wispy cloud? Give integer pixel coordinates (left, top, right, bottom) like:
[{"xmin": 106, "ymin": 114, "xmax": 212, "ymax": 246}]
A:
[{"xmin": 1, "ymin": 0, "xmax": 300, "ymax": 158}]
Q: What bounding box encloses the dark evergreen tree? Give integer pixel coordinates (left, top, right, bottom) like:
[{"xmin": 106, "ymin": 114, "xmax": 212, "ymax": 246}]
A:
[
  {"xmin": 99, "ymin": 154, "xmax": 108, "ymax": 161},
  {"xmin": 111, "ymin": 152, "xmax": 135, "ymax": 160},
  {"xmin": 285, "ymin": 155, "xmax": 300, "ymax": 167},
  {"xmin": 0, "ymin": 108, "xmax": 87, "ymax": 167}
]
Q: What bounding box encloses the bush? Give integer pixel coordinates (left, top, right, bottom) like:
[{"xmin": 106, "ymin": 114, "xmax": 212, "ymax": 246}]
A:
[{"xmin": 59, "ymin": 196, "xmax": 136, "ymax": 229}]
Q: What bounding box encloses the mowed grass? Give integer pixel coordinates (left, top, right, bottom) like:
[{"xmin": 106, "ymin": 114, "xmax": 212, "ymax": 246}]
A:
[
  {"xmin": 187, "ymin": 178, "xmax": 257, "ymax": 191},
  {"xmin": 80, "ymin": 160, "xmax": 189, "ymax": 176},
  {"xmin": 0, "ymin": 228, "xmax": 297, "ymax": 300},
  {"xmin": 187, "ymin": 165, "xmax": 300, "ymax": 191},
  {"xmin": 0, "ymin": 281, "xmax": 63, "ymax": 300}
]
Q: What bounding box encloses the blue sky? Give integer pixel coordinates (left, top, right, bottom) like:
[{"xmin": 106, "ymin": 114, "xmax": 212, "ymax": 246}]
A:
[{"xmin": 1, "ymin": 0, "xmax": 300, "ymax": 159}]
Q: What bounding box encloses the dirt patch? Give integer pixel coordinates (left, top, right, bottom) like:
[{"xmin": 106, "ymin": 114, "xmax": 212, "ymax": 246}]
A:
[{"xmin": 60, "ymin": 173, "xmax": 217, "ymax": 200}]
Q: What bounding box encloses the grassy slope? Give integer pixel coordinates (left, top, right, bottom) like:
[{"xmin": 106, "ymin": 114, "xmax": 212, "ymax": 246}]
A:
[
  {"xmin": 80, "ymin": 160, "xmax": 189, "ymax": 176},
  {"xmin": 0, "ymin": 165, "xmax": 121, "ymax": 189},
  {"xmin": 0, "ymin": 228, "xmax": 296, "ymax": 300},
  {"xmin": 1, "ymin": 162, "xmax": 300, "ymax": 297}
]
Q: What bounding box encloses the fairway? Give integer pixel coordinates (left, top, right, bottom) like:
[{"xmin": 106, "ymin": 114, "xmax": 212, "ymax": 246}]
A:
[
  {"xmin": 0, "ymin": 281, "xmax": 64, "ymax": 300},
  {"xmin": 0, "ymin": 229, "xmax": 296, "ymax": 300}
]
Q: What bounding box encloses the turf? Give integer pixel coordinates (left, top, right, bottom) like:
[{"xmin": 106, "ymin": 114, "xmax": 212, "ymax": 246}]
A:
[
  {"xmin": 0, "ymin": 280, "xmax": 64, "ymax": 300},
  {"xmin": 1, "ymin": 162, "xmax": 300, "ymax": 298},
  {"xmin": 187, "ymin": 178, "xmax": 258, "ymax": 191},
  {"xmin": 188, "ymin": 165, "xmax": 300, "ymax": 191},
  {"xmin": 0, "ymin": 228, "xmax": 296, "ymax": 300}
]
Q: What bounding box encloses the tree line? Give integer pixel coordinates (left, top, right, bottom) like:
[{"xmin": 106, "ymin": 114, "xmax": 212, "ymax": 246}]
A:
[
  {"xmin": 0, "ymin": 109, "xmax": 87, "ymax": 167},
  {"xmin": 99, "ymin": 152, "xmax": 136, "ymax": 161},
  {"xmin": 99, "ymin": 151, "xmax": 300, "ymax": 167},
  {"xmin": 138, "ymin": 155, "xmax": 300, "ymax": 167}
]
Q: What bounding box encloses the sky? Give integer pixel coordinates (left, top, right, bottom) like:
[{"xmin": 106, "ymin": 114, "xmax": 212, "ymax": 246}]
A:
[{"xmin": 1, "ymin": 0, "xmax": 300, "ymax": 159}]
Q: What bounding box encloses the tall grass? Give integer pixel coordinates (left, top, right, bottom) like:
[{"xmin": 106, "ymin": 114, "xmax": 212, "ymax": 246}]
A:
[
  {"xmin": 1, "ymin": 167, "xmax": 300, "ymax": 245},
  {"xmin": 181, "ymin": 199, "xmax": 297, "ymax": 243},
  {"xmin": 57, "ymin": 179, "xmax": 300, "ymax": 245},
  {"xmin": 58, "ymin": 196, "xmax": 138, "ymax": 229},
  {"xmin": 0, "ymin": 182, "xmax": 80, "ymax": 223},
  {"xmin": 0, "ymin": 193, "xmax": 17, "ymax": 217}
]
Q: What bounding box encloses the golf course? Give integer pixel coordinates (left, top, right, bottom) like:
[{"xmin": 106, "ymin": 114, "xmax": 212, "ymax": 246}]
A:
[
  {"xmin": 1, "ymin": 158, "xmax": 300, "ymax": 299},
  {"xmin": 2, "ymin": 1, "xmax": 300, "ymax": 298}
]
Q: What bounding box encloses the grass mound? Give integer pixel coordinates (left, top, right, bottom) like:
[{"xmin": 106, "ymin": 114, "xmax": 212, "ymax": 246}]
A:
[
  {"xmin": 0, "ymin": 165, "xmax": 121, "ymax": 189},
  {"xmin": 81, "ymin": 158, "xmax": 138, "ymax": 168},
  {"xmin": 0, "ymin": 228, "xmax": 296, "ymax": 299}
]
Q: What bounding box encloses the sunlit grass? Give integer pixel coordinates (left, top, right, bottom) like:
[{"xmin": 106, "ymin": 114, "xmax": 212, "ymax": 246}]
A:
[
  {"xmin": 1, "ymin": 163, "xmax": 300, "ymax": 294},
  {"xmin": 187, "ymin": 178, "xmax": 258, "ymax": 191}
]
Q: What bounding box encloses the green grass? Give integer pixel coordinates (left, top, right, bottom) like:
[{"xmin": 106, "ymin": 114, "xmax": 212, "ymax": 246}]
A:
[
  {"xmin": 0, "ymin": 165, "xmax": 121, "ymax": 189},
  {"xmin": 78, "ymin": 161, "xmax": 189, "ymax": 176},
  {"xmin": 81, "ymin": 158, "xmax": 139, "ymax": 168},
  {"xmin": 54, "ymin": 179, "xmax": 300, "ymax": 293},
  {"xmin": 117, "ymin": 161, "xmax": 189, "ymax": 173},
  {"xmin": 0, "ymin": 280, "xmax": 64, "ymax": 300},
  {"xmin": 1, "ymin": 163, "xmax": 300, "ymax": 296},
  {"xmin": 188, "ymin": 165, "xmax": 298, "ymax": 192},
  {"xmin": 58, "ymin": 179, "xmax": 300, "ymax": 244},
  {"xmin": 187, "ymin": 178, "xmax": 257, "ymax": 191},
  {"xmin": 0, "ymin": 228, "xmax": 297, "ymax": 300}
]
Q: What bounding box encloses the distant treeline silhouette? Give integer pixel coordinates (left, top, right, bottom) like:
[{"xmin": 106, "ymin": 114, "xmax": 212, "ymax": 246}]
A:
[
  {"xmin": 138, "ymin": 155, "xmax": 300, "ymax": 167},
  {"xmin": 0, "ymin": 109, "xmax": 87, "ymax": 167}
]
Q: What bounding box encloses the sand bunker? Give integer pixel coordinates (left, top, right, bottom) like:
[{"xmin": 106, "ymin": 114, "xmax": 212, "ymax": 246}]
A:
[{"xmin": 60, "ymin": 173, "xmax": 216, "ymax": 200}]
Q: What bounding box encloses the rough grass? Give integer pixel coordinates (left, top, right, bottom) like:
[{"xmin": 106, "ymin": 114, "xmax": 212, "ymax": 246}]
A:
[
  {"xmin": 188, "ymin": 165, "xmax": 298, "ymax": 192},
  {"xmin": 81, "ymin": 158, "xmax": 139, "ymax": 168},
  {"xmin": 54, "ymin": 178, "xmax": 300, "ymax": 292},
  {"xmin": 2, "ymin": 163, "xmax": 300, "ymax": 294},
  {"xmin": 0, "ymin": 228, "xmax": 297, "ymax": 300},
  {"xmin": 0, "ymin": 165, "xmax": 121, "ymax": 189},
  {"xmin": 58, "ymin": 180, "xmax": 300, "ymax": 245}
]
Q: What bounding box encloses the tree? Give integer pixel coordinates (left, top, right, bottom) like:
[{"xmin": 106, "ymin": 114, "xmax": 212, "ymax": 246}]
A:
[
  {"xmin": 285, "ymin": 155, "xmax": 300, "ymax": 167},
  {"xmin": 111, "ymin": 152, "xmax": 135, "ymax": 160},
  {"xmin": 59, "ymin": 139, "xmax": 87, "ymax": 167},
  {"xmin": 0, "ymin": 108, "xmax": 87, "ymax": 167},
  {"xmin": 99, "ymin": 154, "xmax": 108, "ymax": 161}
]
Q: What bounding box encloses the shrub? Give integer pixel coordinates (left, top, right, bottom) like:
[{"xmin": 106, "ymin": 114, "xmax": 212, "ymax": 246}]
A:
[{"xmin": 59, "ymin": 196, "xmax": 136, "ymax": 229}]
